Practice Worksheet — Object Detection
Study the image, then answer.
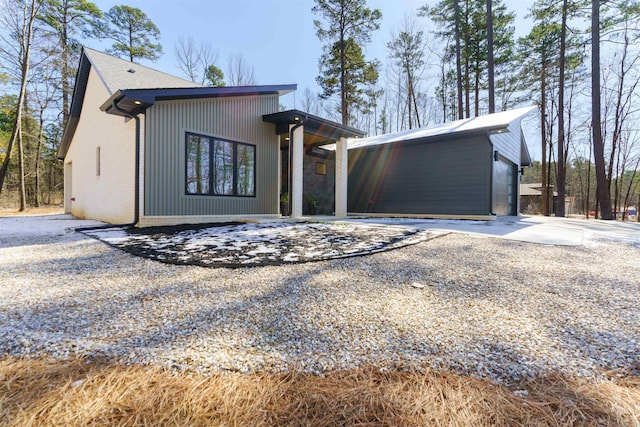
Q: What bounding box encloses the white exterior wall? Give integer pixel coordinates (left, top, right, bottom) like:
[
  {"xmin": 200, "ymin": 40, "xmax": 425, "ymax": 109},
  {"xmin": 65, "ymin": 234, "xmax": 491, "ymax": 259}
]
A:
[
  {"xmin": 63, "ymin": 68, "xmax": 137, "ymax": 224},
  {"xmin": 335, "ymin": 137, "xmax": 348, "ymax": 217}
]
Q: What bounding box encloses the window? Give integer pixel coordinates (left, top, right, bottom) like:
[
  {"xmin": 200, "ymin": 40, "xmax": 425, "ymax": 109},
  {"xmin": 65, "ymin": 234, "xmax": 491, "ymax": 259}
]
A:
[
  {"xmin": 186, "ymin": 132, "xmax": 255, "ymax": 197},
  {"xmin": 186, "ymin": 134, "xmax": 210, "ymax": 194},
  {"xmin": 96, "ymin": 147, "xmax": 101, "ymax": 177},
  {"xmin": 315, "ymin": 162, "xmax": 327, "ymax": 175}
]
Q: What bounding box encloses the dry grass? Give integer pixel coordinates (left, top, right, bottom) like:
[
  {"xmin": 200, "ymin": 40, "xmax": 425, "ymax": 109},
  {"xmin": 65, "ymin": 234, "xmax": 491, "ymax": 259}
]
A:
[
  {"xmin": 1, "ymin": 357, "xmax": 638, "ymax": 426},
  {"xmin": 0, "ymin": 205, "xmax": 63, "ymax": 217}
]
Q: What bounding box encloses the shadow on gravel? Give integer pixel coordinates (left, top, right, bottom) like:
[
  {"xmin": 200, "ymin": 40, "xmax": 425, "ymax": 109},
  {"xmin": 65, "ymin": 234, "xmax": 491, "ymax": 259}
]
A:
[{"xmin": 79, "ymin": 221, "xmax": 439, "ymax": 268}]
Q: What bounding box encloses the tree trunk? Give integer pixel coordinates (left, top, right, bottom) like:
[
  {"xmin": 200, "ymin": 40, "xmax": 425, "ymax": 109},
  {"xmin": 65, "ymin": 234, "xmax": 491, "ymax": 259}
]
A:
[
  {"xmin": 0, "ymin": 0, "xmax": 40, "ymax": 199},
  {"xmin": 541, "ymin": 64, "xmax": 549, "ymax": 216},
  {"xmin": 464, "ymin": 0, "xmax": 470, "ymax": 118},
  {"xmin": 556, "ymin": 0, "xmax": 567, "ymax": 217},
  {"xmin": 454, "ymin": 0, "xmax": 463, "ymax": 119},
  {"xmin": 586, "ymin": 137, "xmax": 593, "ymax": 218},
  {"xmin": 474, "ymin": 63, "xmax": 480, "ymax": 117},
  {"xmin": 17, "ymin": 126, "xmax": 27, "ymax": 211},
  {"xmin": 34, "ymin": 109, "xmax": 45, "ymax": 207},
  {"xmin": 592, "ymin": 0, "xmax": 613, "ymax": 219},
  {"xmin": 61, "ymin": 1, "xmax": 70, "ymax": 130},
  {"xmin": 486, "ymin": 0, "xmax": 495, "ymax": 114},
  {"xmin": 340, "ymin": 10, "xmax": 347, "ymax": 126}
]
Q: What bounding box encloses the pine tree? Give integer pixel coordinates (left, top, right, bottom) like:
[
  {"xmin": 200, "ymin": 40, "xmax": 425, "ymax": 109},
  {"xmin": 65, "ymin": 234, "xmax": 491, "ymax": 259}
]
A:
[
  {"xmin": 103, "ymin": 5, "xmax": 162, "ymax": 62},
  {"xmin": 313, "ymin": 0, "xmax": 382, "ymax": 126},
  {"xmin": 39, "ymin": 0, "xmax": 102, "ymax": 130},
  {"xmin": 422, "ymin": 0, "xmax": 514, "ymax": 117}
]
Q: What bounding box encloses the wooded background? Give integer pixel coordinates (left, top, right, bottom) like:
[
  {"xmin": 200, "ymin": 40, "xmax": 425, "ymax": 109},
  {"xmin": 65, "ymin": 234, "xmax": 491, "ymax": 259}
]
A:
[{"xmin": 1, "ymin": 0, "xmax": 638, "ymax": 220}]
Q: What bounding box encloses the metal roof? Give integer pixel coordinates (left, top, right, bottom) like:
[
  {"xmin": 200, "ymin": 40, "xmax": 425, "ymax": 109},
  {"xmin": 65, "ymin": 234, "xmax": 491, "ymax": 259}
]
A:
[
  {"xmin": 347, "ymin": 106, "xmax": 536, "ymax": 150},
  {"xmin": 103, "ymin": 85, "xmax": 297, "ymax": 117},
  {"xmin": 262, "ymin": 109, "xmax": 366, "ymax": 141}
]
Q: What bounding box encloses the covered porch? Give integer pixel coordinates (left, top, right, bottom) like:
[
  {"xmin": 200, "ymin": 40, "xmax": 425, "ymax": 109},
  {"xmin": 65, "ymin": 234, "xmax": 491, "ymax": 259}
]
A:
[{"xmin": 263, "ymin": 110, "xmax": 365, "ymax": 218}]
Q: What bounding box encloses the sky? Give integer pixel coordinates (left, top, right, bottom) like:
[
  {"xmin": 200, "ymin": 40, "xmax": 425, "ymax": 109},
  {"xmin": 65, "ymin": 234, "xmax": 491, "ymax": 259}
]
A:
[
  {"xmin": 90, "ymin": 0, "xmax": 532, "ymax": 99},
  {"xmin": 88, "ymin": 0, "xmax": 539, "ymax": 153}
]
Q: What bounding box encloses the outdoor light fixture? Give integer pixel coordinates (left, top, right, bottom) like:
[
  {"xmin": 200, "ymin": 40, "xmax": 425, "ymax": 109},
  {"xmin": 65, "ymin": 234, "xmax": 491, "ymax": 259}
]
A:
[
  {"xmin": 134, "ymin": 100, "xmax": 142, "ymax": 105},
  {"xmin": 284, "ymin": 137, "xmax": 290, "ymax": 141},
  {"xmin": 487, "ymin": 127, "xmax": 508, "ymax": 135},
  {"xmin": 494, "ymin": 150, "xmax": 499, "ymax": 161}
]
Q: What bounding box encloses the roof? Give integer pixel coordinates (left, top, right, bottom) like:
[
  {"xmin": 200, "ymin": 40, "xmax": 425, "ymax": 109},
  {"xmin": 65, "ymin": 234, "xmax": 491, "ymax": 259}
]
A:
[
  {"xmin": 58, "ymin": 47, "xmax": 296, "ymax": 159},
  {"xmin": 262, "ymin": 109, "xmax": 366, "ymax": 140},
  {"xmin": 347, "ymin": 106, "xmax": 536, "ymax": 150},
  {"xmin": 103, "ymin": 85, "xmax": 297, "ymax": 117},
  {"xmin": 83, "ymin": 47, "xmax": 202, "ymax": 94},
  {"xmin": 521, "ymin": 183, "xmax": 557, "ymax": 197}
]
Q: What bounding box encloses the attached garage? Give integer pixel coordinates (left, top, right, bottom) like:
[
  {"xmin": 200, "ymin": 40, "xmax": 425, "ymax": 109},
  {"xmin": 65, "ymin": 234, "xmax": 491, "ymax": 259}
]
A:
[{"xmin": 347, "ymin": 107, "xmax": 535, "ymax": 218}]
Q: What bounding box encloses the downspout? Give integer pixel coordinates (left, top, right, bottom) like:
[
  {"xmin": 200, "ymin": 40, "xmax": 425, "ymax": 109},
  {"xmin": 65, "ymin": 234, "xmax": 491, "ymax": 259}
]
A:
[
  {"xmin": 287, "ymin": 115, "xmax": 306, "ymax": 216},
  {"xmin": 76, "ymin": 101, "xmax": 141, "ymax": 233},
  {"xmin": 112, "ymin": 101, "xmax": 141, "ymax": 227},
  {"xmin": 488, "ymin": 134, "xmax": 496, "ymax": 216}
]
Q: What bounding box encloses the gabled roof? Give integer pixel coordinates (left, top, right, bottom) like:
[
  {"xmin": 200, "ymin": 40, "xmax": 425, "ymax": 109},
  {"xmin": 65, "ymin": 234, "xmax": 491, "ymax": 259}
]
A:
[
  {"xmin": 83, "ymin": 47, "xmax": 202, "ymax": 94},
  {"xmin": 57, "ymin": 47, "xmax": 296, "ymax": 159},
  {"xmin": 262, "ymin": 109, "xmax": 366, "ymax": 140},
  {"xmin": 57, "ymin": 47, "xmax": 202, "ymax": 159},
  {"xmin": 347, "ymin": 106, "xmax": 536, "ymax": 150}
]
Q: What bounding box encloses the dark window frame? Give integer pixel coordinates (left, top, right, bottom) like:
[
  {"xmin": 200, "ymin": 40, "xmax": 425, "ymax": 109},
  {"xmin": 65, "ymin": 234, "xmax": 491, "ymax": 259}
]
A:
[{"xmin": 185, "ymin": 132, "xmax": 256, "ymax": 197}]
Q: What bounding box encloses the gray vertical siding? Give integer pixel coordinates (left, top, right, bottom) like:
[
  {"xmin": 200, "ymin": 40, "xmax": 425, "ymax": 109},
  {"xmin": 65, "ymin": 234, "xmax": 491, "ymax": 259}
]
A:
[
  {"xmin": 489, "ymin": 118, "xmax": 523, "ymax": 165},
  {"xmin": 348, "ymin": 136, "xmax": 492, "ymax": 215},
  {"xmin": 144, "ymin": 95, "xmax": 280, "ymax": 216}
]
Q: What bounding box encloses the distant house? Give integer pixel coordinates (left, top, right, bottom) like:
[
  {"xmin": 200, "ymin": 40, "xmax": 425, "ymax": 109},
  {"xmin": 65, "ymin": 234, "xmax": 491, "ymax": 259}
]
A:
[
  {"xmin": 520, "ymin": 183, "xmax": 579, "ymax": 216},
  {"xmin": 520, "ymin": 183, "xmax": 555, "ymax": 214},
  {"xmin": 57, "ymin": 48, "xmax": 362, "ymax": 226},
  {"xmin": 346, "ymin": 107, "xmax": 535, "ymax": 218}
]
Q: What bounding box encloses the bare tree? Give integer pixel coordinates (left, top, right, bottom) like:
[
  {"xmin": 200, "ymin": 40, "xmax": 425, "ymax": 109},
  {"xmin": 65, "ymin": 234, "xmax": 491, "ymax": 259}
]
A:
[
  {"xmin": 300, "ymin": 87, "xmax": 320, "ymax": 115},
  {"xmin": 592, "ymin": 0, "xmax": 613, "ymax": 219},
  {"xmin": 387, "ymin": 17, "xmax": 427, "ymax": 129},
  {"xmin": 174, "ymin": 36, "xmax": 221, "ymax": 85},
  {"xmin": 0, "ymin": 0, "xmax": 44, "ymax": 211},
  {"xmin": 486, "ymin": 0, "xmax": 495, "ymax": 114},
  {"xmin": 556, "ymin": 0, "xmax": 568, "ymax": 217},
  {"xmin": 453, "ymin": 0, "xmax": 463, "ymax": 119},
  {"xmin": 227, "ymin": 53, "xmax": 256, "ymax": 86},
  {"xmin": 39, "ymin": 0, "xmax": 102, "ymax": 131},
  {"xmin": 29, "ymin": 57, "xmax": 59, "ymax": 207}
]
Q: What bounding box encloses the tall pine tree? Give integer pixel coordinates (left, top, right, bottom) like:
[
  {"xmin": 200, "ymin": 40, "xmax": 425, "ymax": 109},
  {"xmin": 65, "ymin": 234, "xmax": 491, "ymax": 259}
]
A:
[
  {"xmin": 103, "ymin": 5, "xmax": 162, "ymax": 62},
  {"xmin": 313, "ymin": 0, "xmax": 381, "ymax": 126}
]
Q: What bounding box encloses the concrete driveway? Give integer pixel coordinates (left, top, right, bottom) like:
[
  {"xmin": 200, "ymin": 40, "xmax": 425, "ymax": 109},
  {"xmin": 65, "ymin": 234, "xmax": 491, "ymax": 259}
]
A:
[{"xmin": 349, "ymin": 215, "xmax": 640, "ymax": 247}]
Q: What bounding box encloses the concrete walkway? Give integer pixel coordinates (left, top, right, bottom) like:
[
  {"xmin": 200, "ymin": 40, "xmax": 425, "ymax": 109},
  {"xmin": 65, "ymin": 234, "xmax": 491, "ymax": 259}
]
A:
[{"xmin": 349, "ymin": 215, "xmax": 640, "ymax": 246}]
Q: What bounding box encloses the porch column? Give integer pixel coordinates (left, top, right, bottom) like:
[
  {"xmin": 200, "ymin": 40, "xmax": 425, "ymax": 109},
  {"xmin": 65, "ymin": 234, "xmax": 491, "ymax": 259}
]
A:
[
  {"xmin": 335, "ymin": 136, "xmax": 348, "ymax": 217},
  {"xmin": 290, "ymin": 123, "xmax": 304, "ymax": 218}
]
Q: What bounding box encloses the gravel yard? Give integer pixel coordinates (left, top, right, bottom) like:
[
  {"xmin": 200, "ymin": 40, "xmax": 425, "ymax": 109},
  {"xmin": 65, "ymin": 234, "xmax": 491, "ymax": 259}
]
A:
[{"xmin": 1, "ymin": 214, "xmax": 639, "ymax": 385}]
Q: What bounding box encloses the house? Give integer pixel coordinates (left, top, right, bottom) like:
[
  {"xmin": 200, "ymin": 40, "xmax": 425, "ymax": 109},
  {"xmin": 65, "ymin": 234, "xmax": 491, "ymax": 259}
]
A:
[
  {"xmin": 346, "ymin": 107, "xmax": 535, "ymax": 218},
  {"xmin": 520, "ymin": 183, "xmax": 579, "ymax": 216},
  {"xmin": 59, "ymin": 48, "xmax": 535, "ymax": 226},
  {"xmin": 520, "ymin": 183, "xmax": 556, "ymax": 214},
  {"xmin": 58, "ymin": 48, "xmax": 362, "ymax": 226}
]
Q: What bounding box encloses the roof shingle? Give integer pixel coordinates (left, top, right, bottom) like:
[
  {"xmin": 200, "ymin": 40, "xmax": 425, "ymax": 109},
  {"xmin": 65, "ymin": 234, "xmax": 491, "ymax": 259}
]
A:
[{"xmin": 83, "ymin": 47, "xmax": 202, "ymax": 94}]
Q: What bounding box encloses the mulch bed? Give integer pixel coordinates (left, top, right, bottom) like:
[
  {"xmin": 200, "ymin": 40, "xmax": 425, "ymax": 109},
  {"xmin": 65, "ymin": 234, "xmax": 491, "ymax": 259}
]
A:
[{"xmin": 80, "ymin": 221, "xmax": 438, "ymax": 268}]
